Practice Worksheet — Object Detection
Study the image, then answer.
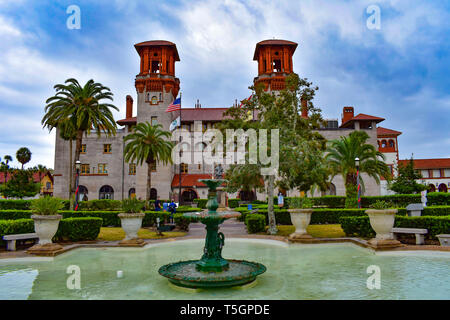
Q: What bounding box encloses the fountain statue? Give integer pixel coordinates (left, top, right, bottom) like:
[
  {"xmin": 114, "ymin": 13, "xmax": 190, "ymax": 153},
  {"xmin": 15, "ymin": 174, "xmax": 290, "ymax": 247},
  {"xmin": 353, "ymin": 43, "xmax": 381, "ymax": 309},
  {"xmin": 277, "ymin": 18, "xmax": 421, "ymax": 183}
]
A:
[{"xmin": 158, "ymin": 178, "xmax": 266, "ymax": 288}]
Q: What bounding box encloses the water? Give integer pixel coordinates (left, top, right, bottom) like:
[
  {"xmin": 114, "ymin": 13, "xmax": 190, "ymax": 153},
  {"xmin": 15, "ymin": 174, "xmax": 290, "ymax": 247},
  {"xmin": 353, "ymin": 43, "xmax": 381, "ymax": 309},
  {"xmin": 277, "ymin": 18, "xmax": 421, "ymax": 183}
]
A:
[{"xmin": 0, "ymin": 239, "xmax": 449, "ymax": 300}]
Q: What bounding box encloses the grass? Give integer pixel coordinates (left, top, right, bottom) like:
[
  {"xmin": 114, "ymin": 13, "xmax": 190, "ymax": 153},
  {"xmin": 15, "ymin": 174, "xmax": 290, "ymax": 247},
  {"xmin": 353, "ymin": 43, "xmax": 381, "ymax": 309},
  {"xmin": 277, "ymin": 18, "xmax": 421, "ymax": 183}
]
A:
[
  {"xmin": 260, "ymin": 224, "xmax": 346, "ymax": 238},
  {"xmin": 98, "ymin": 227, "xmax": 187, "ymax": 241}
]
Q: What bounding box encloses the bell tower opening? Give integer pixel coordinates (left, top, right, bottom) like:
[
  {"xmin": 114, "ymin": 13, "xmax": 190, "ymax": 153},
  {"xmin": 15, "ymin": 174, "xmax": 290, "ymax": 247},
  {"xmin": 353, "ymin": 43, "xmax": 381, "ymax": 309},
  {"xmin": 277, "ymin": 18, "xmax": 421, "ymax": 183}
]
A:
[{"xmin": 253, "ymin": 39, "xmax": 298, "ymax": 92}]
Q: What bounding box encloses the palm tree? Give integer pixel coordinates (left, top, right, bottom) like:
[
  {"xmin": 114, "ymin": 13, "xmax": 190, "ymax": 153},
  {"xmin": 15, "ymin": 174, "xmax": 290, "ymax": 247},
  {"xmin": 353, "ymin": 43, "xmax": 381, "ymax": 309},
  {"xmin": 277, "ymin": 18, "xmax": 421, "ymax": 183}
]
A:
[
  {"xmin": 1, "ymin": 155, "xmax": 13, "ymax": 183},
  {"xmin": 124, "ymin": 123, "xmax": 174, "ymax": 201},
  {"xmin": 16, "ymin": 147, "xmax": 32, "ymax": 169},
  {"xmin": 58, "ymin": 119, "xmax": 77, "ymax": 207},
  {"xmin": 326, "ymin": 131, "xmax": 390, "ymax": 203},
  {"xmin": 42, "ymin": 78, "xmax": 118, "ymax": 194}
]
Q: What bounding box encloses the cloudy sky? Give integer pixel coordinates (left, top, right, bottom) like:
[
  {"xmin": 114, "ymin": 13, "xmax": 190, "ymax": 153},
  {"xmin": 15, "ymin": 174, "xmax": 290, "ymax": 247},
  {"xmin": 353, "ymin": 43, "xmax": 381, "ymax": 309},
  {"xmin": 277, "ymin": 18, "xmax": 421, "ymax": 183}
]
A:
[{"xmin": 0, "ymin": 0, "xmax": 449, "ymax": 169}]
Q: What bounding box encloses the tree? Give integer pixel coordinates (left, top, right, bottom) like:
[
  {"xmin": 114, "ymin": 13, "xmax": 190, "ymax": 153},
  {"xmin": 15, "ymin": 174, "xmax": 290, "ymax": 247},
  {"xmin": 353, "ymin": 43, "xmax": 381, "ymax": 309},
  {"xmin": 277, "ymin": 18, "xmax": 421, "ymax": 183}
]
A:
[
  {"xmin": 124, "ymin": 122, "xmax": 174, "ymax": 201},
  {"xmin": 0, "ymin": 169, "xmax": 40, "ymax": 199},
  {"xmin": 0, "ymin": 155, "xmax": 13, "ymax": 183},
  {"xmin": 224, "ymin": 164, "xmax": 265, "ymax": 197},
  {"xmin": 16, "ymin": 147, "xmax": 32, "ymax": 169},
  {"xmin": 58, "ymin": 119, "xmax": 78, "ymax": 208},
  {"xmin": 326, "ymin": 131, "xmax": 390, "ymax": 207},
  {"xmin": 42, "ymin": 78, "xmax": 119, "ymax": 195},
  {"xmin": 389, "ymin": 157, "xmax": 427, "ymax": 194}
]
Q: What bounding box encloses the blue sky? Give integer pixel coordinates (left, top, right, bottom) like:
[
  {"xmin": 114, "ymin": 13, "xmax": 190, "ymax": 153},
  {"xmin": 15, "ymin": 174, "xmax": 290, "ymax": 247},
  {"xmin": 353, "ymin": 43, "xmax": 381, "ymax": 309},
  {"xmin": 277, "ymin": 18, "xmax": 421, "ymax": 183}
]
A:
[{"xmin": 0, "ymin": 0, "xmax": 449, "ymax": 168}]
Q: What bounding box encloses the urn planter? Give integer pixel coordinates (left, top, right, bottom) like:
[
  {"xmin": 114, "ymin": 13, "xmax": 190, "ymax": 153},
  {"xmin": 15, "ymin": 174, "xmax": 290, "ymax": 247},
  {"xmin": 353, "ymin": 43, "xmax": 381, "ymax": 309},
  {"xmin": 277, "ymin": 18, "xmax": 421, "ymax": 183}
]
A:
[
  {"xmin": 118, "ymin": 213, "xmax": 146, "ymax": 246},
  {"xmin": 365, "ymin": 209, "xmax": 402, "ymax": 249},
  {"xmin": 27, "ymin": 214, "xmax": 64, "ymax": 256},
  {"xmin": 288, "ymin": 209, "xmax": 314, "ymax": 240}
]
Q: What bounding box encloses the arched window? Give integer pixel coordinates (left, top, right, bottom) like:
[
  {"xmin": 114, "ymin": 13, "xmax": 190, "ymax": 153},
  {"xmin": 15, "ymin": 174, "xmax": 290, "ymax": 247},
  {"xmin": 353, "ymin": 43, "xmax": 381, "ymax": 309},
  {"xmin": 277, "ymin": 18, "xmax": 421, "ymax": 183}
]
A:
[
  {"xmin": 79, "ymin": 185, "xmax": 88, "ymax": 201},
  {"xmin": 322, "ymin": 183, "xmax": 337, "ymax": 196},
  {"xmin": 429, "ymin": 184, "xmax": 436, "ymax": 192},
  {"xmin": 128, "ymin": 188, "xmax": 136, "ymax": 199},
  {"xmin": 381, "ymin": 140, "xmax": 387, "ymax": 148},
  {"xmin": 388, "ymin": 140, "xmax": 395, "ymax": 148},
  {"xmin": 150, "ymin": 188, "xmax": 157, "ymax": 200},
  {"xmin": 182, "ymin": 189, "xmax": 198, "ymax": 203},
  {"xmin": 438, "ymin": 184, "xmax": 448, "ymax": 193},
  {"xmin": 99, "ymin": 185, "xmax": 114, "ymax": 200}
]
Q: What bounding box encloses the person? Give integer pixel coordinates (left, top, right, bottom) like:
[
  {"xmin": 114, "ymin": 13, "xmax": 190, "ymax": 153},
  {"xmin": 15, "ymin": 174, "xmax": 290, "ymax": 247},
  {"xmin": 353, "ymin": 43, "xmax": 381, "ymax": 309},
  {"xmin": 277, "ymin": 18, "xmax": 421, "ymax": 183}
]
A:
[
  {"xmin": 168, "ymin": 198, "xmax": 177, "ymax": 223},
  {"xmin": 277, "ymin": 192, "xmax": 284, "ymax": 208},
  {"xmin": 154, "ymin": 196, "xmax": 162, "ymax": 211}
]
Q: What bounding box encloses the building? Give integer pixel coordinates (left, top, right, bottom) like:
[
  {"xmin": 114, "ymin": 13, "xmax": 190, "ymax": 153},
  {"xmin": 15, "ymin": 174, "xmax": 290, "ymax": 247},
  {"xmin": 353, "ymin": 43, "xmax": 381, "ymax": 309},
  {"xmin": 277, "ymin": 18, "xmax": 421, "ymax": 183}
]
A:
[
  {"xmin": 0, "ymin": 171, "xmax": 53, "ymax": 197},
  {"xmin": 53, "ymin": 39, "xmax": 411, "ymax": 202},
  {"xmin": 398, "ymin": 158, "xmax": 450, "ymax": 193}
]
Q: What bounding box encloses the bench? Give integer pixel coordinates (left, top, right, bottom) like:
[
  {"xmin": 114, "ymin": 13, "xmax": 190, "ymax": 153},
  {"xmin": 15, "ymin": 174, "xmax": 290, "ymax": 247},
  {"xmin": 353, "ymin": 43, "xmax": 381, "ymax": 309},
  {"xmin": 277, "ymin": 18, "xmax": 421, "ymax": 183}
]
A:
[
  {"xmin": 391, "ymin": 228, "xmax": 427, "ymax": 245},
  {"xmin": 405, "ymin": 203, "xmax": 423, "ymax": 217},
  {"xmin": 3, "ymin": 233, "xmax": 38, "ymax": 251},
  {"xmin": 436, "ymin": 234, "xmax": 450, "ymax": 246}
]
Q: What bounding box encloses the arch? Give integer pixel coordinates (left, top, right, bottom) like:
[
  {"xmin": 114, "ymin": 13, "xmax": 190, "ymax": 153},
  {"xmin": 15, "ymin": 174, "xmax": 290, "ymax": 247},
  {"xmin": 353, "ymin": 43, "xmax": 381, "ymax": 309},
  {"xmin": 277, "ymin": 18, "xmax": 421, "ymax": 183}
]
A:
[
  {"xmin": 388, "ymin": 139, "xmax": 395, "ymax": 148},
  {"xmin": 150, "ymin": 188, "xmax": 157, "ymax": 200},
  {"xmin": 429, "ymin": 184, "xmax": 436, "ymax": 192},
  {"xmin": 128, "ymin": 188, "xmax": 136, "ymax": 199},
  {"xmin": 99, "ymin": 185, "xmax": 114, "ymax": 200},
  {"xmin": 239, "ymin": 190, "xmax": 256, "ymax": 201},
  {"xmin": 381, "ymin": 140, "xmax": 387, "ymax": 148},
  {"xmin": 322, "ymin": 183, "xmax": 337, "ymax": 196},
  {"xmin": 438, "ymin": 183, "xmax": 448, "ymax": 193},
  {"xmin": 195, "ymin": 142, "xmax": 207, "ymax": 152},
  {"xmin": 181, "ymin": 189, "xmax": 198, "ymax": 203},
  {"xmin": 79, "ymin": 185, "xmax": 88, "ymax": 201}
]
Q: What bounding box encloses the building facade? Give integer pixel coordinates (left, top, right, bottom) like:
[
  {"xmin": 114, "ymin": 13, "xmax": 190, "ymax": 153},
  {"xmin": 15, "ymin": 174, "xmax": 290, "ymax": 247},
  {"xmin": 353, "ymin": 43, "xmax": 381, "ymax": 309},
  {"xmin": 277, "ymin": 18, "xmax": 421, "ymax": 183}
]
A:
[{"xmin": 53, "ymin": 39, "xmax": 419, "ymax": 202}]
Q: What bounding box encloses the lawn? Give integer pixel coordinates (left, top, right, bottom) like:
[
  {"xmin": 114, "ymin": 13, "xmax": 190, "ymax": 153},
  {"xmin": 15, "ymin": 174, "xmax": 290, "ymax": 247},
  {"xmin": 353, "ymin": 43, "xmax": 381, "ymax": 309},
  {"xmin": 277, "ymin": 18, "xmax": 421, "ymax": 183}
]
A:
[
  {"xmin": 260, "ymin": 224, "xmax": 346, "ymax": 238},
  {"xmin": 98, "ymin": 227, "xmax": 187, "ymax": 241}
]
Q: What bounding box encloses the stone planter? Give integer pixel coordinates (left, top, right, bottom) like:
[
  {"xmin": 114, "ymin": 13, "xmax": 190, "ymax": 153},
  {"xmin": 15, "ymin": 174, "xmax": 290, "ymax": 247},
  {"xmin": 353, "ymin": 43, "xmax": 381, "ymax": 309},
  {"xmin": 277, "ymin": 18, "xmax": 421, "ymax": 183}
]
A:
[
  {"xmin": 288, "ymin": 209, "xmax": 313, "ymax": 240},
  {"xmin": 27, "ymin": 214, "xmax": 63, "ymax": 256},
  {"xmin": 436, "ymin": 234, "xmax": 450, "ymax": 246},
  {"xmin": 118, "ymin": 213, "xmax": 146, "ymax": 246},
  {"xmin": 365, "ymin": 209, "xmax": 402, "ymax": 248}
]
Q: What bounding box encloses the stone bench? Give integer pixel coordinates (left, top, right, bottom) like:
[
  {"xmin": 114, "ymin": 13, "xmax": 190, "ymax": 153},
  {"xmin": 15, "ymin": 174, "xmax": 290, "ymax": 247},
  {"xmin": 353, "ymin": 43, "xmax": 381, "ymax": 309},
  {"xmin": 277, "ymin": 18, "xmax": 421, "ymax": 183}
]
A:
[
  {"xmin": 391, "ymin": 228, "xmax": 427, "ymax": 245},
  {"xmin": 436, "ymin": 234, "xmax": 450, "ymax": 246},
  {"xmin": 3, "ymin": 233, "xmax": 38, "ymax": 251}
]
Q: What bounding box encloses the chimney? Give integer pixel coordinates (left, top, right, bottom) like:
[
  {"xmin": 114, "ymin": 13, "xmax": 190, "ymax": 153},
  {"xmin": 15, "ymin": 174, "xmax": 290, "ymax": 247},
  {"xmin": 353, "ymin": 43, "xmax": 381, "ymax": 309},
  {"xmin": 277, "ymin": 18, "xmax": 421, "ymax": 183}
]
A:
[
  {"xmin": 342, "ymin": 106, "xmax": 354, "ymax": 124},
  {"xmin": 301, "ymin": 97, "xmax": 308, "ymax": 119},
  {"xmin": 126, "ymin": 95, "xmax": 133, "ymax": 118}
]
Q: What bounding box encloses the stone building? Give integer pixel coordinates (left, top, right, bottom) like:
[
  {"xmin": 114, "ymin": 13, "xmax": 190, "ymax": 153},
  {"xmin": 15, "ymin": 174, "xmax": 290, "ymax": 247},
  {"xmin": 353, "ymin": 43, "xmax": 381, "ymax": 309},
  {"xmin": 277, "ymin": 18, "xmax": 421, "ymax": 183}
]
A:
[{"xmin": 53, "ymin": 39, "xmax": 404, "ymax": 202}]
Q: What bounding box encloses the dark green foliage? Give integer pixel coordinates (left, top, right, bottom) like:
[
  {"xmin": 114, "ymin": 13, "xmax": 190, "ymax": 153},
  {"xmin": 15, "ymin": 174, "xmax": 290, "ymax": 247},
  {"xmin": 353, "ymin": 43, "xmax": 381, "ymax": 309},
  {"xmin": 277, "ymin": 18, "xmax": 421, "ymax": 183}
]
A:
[
  {"xmin": 193, "ymin": 199, "xmax": 208, "ymax": 209},
  {"xmin": 55, "ymin": 218, "xmax": 102, "ymax": 241},
  {"xmin": 0, "ymin": 170, "xmax": 40, "ymax": 198},
  {"xmin": 30, "ymin": 197, "xmax": 64, "ymax": 215},
  {"xmin": 228, "ymin": 198, "xmax": 240, "ymax": 208},
  {"xmin": 0, "ymin": 219, "xmax": 35, "ymax": 245},
  {"xmin": 173, "ymin": 214, "xmax": 192, "ymax": 231},
  {"xmin": 389, "ymin": 157, "xmax": 427, "ymax": 194},
  {"xmin": 245, "ymin": 214, "xmax": 266, "ymax": 233},
  {"xmin": 339, "ymin": 216, "xmax": 450, "ymax": 239},
  {"xmin": 78, "ymin": 199, "xmax": 123, "ymax": 211},
  {"xmin": 121, "ymin": 198, "xmax": 144, "ymax": 213}
]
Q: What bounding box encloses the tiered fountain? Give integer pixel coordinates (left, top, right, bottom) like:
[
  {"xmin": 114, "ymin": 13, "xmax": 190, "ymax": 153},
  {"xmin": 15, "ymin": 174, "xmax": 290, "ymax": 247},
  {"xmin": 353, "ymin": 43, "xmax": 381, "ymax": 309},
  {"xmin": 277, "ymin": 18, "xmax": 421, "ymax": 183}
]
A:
[{"xmin": 158, "ymin": 178, "xmax": 266, "ymax": 289}]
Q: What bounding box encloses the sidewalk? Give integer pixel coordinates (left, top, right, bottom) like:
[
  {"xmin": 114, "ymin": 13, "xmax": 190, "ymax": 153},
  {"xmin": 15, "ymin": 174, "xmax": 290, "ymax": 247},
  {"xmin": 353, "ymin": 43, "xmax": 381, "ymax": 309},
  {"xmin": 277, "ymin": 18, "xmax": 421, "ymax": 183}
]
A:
[{"xmin": 187, "ymin": 218, "xmax": 248, "ymax": 237}]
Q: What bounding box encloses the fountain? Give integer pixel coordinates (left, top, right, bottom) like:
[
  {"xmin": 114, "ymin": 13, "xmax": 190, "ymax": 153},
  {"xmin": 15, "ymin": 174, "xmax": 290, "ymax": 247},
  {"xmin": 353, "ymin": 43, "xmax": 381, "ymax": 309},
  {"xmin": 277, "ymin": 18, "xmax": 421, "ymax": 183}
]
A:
[{"xmin": 158, "ymin": 178, "xmax": 266, "ymax": 288}]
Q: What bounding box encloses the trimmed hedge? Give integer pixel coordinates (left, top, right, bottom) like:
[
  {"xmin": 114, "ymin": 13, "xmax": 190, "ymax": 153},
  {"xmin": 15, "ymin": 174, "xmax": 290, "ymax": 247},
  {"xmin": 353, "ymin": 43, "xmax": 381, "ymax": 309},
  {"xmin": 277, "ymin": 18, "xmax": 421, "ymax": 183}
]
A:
[
  {"xmin": 245, "ymin": 214, "xmax": 266, "ymax": 233},
  {"xmin": 193, "ymin": 199, "xmax": 208, "ymax": 209},
  {"xmin": 0, "ymin": 200, "xmax": 71, "ymax": 210},
  {"xmin": 339, "ymin": 216, "xmax": 450, "ymax": 240},
  {"xmin": 228, "ymin": 198, "xmax": 240, "ymax": 208},
  {"xmin": 0, "ymin": 217, "xmax": 102, "ymax": 245}
]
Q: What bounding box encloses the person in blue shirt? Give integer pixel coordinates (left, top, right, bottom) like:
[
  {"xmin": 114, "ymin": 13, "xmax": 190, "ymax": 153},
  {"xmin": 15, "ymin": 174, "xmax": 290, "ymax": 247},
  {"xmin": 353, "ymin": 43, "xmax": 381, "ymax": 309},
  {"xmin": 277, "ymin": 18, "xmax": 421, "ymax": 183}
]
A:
[
  {"xmin": 168, "ymin": 198, "xmax": 177, "ymax": 223},
  {"xmin": 154, "ymin": 196, "xmax": 162, "ymax": 211}
]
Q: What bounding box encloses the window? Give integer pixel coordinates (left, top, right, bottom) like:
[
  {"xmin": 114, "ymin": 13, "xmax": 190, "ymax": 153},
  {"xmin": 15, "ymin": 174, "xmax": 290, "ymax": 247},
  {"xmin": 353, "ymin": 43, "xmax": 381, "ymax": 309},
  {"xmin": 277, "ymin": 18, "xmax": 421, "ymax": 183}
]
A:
[
  {"xmin": 103, "ymin": 144, "xmax": 112, "ymax": 153},
  {"xmin": 198, "ymin": 164, "xmax": 201, "ymax": 170},
  {"xmin": 433, "ymin": 170, "xmax": 441, "ymax": 178},
  {"xmin": 151, "ymin": 60, "xmax": 160, "ymax": 73},
  {"xmin": 151, "ymin": 116, "xmax": 158, "ymax": 126},
  {"xmin": 159, "ymin": 93, "xmax": 162, "ymax": 101},
  {"xmin": 151, "ymin": 96, "xmax": 158, "ymax": 104},
  {"xmin": 388, "ymin": 140, "xmax": 395, "ymax": 148},
  {"xmin": 129, "ymin": 188, "xmax": 136, "ymax": 199},
  {"xmin": 81, "ymin": 144, "xmax": 86, "ymax": 153},
  {"xmin": 273, "ymin": 59, "xmax": 282, "ymax": 72},
  {"xmin": 98, "ymin": 163, "xmax": 108, "ymax": 174},
  {"xmin": 181, "ymin": 124, "xmax": 191, "ymax": 132},
  {"xmin": 81, "ymin": 164, "xmax": 90, "ymax": 175},
  {"xmin": 129, "ymin": 163, "xmax": 136, "ymax": 175},
  {"xmin": 181, "ymin": 163, "xmax": 188, "ymax": 174},
  {"xmin": 444, "ymin": 169, "xmax": 450, "ymax": 178},
  {"xmin": 99, "ymin": 185, "xmax": 114, "ymax": 200},
  {"xmin": 46, "ymin": 182, "xmax": 51, "ymax": 190},
  {"xmin": 422, "ymin": 170, "xmax": 429, "ymax": 178}
]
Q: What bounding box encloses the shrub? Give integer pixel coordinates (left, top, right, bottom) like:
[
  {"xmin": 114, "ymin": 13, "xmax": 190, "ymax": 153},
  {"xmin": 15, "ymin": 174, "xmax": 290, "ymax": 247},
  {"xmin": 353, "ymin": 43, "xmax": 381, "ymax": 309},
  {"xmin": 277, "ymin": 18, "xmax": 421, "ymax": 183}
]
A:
[
  {"xmin": 245, "ymin": 214, "xmax": 266, "ymax": 233},
  {"xmin": 228, "ymin": 198, "xmax": 240, "ymax": 208},
  {"xmin": 0, "ymin": 219, "xmax": 34, "ymax": 245},
  {"xmin": 339, "ymin": 216, "xmax": 450, "ymax": 239},
  {"xmin": 55, "ymin": 218, "xmax": 103, "ymax": 241},
  {"xmin": 422, "ymin": 206, "xmax": 450, "ymax": 216},
  {"xmin": 193, "ymin": 199, "xmax": 208, "ymax": 209},
  {"xmin": 78, "ymin": 199, "xmax": 122, "ymax": 211},
  {"xmin": 30, "ymin": 196, "xmax": 64, "ymax": 215},
  {"xmin": 121, "ymin": 198, "xmax": 144, "ymax": 213},
  {"xmin": 0, "ymin": 199, "xmax": 70, "ymax": 210},
  {"xmin": 370, "ymin": 200, "xmax": 392, "ymax": 210},
  {"xmin": 173, "ymin": 214, "xmax": 192, "ymax": 231}
]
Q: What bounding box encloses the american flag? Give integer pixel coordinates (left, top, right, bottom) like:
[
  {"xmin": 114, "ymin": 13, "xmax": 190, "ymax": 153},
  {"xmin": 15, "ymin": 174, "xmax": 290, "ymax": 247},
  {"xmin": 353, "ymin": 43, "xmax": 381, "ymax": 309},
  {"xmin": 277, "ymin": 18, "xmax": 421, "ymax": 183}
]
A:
[
  {"xmin": 239, "ymin": 94, "xmax": 253, "ymax": 107},
  {"xmin": 165, "ymin": 97, "xmax": 181, "ymax": 112}
]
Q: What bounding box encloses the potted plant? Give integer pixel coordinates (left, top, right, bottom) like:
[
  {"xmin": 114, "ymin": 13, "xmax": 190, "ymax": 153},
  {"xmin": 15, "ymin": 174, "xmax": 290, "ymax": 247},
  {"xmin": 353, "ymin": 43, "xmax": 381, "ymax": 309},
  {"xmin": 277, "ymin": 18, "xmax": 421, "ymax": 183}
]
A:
[
  {"xmin": 27, "ymin": 196, "xmax": 64, "ymax": 255},
  {"xmin": 118, "ymin": 198, "xmax": 145, "ymax": 246},
  {"xmin": 365, "ymin": 200, "xmax": 401, "ymax": 248},
  {"xmin": 288, "ymin": 197, "xmax": 314, "ymax": 240}
]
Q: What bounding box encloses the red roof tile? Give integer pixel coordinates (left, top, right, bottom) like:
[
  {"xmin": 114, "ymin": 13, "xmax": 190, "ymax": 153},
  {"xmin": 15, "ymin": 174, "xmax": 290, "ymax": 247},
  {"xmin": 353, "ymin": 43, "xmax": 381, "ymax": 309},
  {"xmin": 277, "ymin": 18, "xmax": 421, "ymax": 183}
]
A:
[
  {"xmin": 398, "ymin": 158, "xmax": 450, "ymax": 169},
  {"xmin": 253, "ymin": 39, "xmax": 298, "ymax": 60},
  {"xmin": 0, "ymin": 171, "xmax": 48, "ymax": 184},
  {"xmin": 377, "ymin": 127, "xmax": 402, "ymax": 137},
  {"xmin": 171, "ymin": 174, "xmax": 217, "ymax": 188},
  {"xmin": 117, "ymin": 117, "xmax": 137, "ymax": 126},
  {"xmin": 340, "ymin": 113, "xmax": 385, "ymax": 128},
  {"xmin": 179, "ymin": 108, "xmax": 230, "ymax": 121},
  {"xmin": 134, "ymin": 40, "xmax": 180, "ymax": 61}
]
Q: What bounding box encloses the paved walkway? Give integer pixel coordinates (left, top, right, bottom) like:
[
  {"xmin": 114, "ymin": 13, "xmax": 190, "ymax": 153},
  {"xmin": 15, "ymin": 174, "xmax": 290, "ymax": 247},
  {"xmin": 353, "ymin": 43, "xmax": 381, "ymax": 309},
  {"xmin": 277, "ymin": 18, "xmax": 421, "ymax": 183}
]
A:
[{"xmin": 187, "ymin": 218, "xmax": 248, "ymax": 237}]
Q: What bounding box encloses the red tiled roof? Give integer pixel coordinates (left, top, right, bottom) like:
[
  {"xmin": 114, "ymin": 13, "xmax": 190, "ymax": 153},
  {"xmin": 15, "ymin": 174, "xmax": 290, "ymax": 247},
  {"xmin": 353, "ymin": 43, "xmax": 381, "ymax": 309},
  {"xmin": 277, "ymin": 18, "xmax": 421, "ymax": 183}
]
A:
[
  {"xmin": 398, "ymin": 158, "xmax": 450, "ymax": 169},
  {"xmin": 134, "ymin": 40, "xmax": 180, "ymax": 61},
  {"xmin": 340, "ymin": 113, "xmax": 385, "ymax": 128},
  {"xmin": 171, "ymin": 174, "xmax": 217, "ymax": 188},
  {"xmin": 253, "ymin": 39, "xmax": 298, "ymax": 60},
  {"xmin": 117, "ymin": 116, "xmax": 137, "ymax": 126},
  {"xmin": 377, "ymin": 127, "xmax": 402, "ymax": 137},
  {"xmin": 179, "ymin": 108, "xmax": 230, "ymax": 121},
  {"xmin": 0, "ymin": 171, "xmax": 48, "ymax": 184}
]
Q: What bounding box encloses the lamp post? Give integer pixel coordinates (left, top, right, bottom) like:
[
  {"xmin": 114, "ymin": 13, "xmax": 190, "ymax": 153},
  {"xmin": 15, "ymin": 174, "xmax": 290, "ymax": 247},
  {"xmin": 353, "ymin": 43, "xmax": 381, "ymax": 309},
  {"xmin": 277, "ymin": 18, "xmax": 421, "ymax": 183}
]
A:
[
  {"xmin": 355, "ymin": 157, "xmax": 361, "ymax": 209},
  {"xmin": 75, "ymin": 160, "xmax": 81, "ymax": 211}
]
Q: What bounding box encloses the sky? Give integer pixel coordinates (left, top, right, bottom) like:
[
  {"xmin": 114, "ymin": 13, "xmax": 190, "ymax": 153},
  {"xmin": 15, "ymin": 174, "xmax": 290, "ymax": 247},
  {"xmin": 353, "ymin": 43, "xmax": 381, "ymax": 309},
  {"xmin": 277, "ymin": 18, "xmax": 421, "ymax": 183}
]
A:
[{"xmin": 0, "ymin": 0, "xmax": 449, "ymax": 169}]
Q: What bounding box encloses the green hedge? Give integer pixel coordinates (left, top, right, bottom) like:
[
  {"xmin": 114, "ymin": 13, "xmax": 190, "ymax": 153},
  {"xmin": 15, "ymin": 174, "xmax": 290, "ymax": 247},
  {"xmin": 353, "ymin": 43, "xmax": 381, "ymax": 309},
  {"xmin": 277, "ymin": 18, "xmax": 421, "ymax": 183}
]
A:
[
  {"xmin": 0, "ymin": 217, "xmax": 102, "ymax": 245},
  {"xmin": 339, "ymin": 216, "xmax": 450, "ymax": 240},
  {"xmin": 245, "ymin": 214, "xmax": 266, "ymax": 233},
  {"xmin": 0, "ymin": 200, "xmax": 71, "ymax": 210},
  {"xmin": 228, "ymin": 198, "xmax": 240, "ymax": 208},
  {"xmin": 193, "ymin": 199, "xmax": 208, "ymax": 209}
]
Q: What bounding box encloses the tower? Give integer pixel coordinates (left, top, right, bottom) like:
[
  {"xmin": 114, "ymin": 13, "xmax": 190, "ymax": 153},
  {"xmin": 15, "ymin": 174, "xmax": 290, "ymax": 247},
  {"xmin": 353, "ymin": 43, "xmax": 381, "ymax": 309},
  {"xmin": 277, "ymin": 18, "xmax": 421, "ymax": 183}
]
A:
[
  {"xmin": 133, "ymin": 40, "xmax": 181, "ymax": 200},
  {"xmin": 253, "ymin": 39, "xmax": 298, "ymax": 92}
]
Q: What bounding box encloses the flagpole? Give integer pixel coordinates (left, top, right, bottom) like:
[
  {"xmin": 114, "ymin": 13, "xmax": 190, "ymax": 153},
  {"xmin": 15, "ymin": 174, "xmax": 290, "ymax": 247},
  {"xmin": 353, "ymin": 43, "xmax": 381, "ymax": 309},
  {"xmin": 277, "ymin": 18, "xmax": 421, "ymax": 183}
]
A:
[{"xmin": 178, "ymin": 92, "xmax": 182, "ymax": 206}]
